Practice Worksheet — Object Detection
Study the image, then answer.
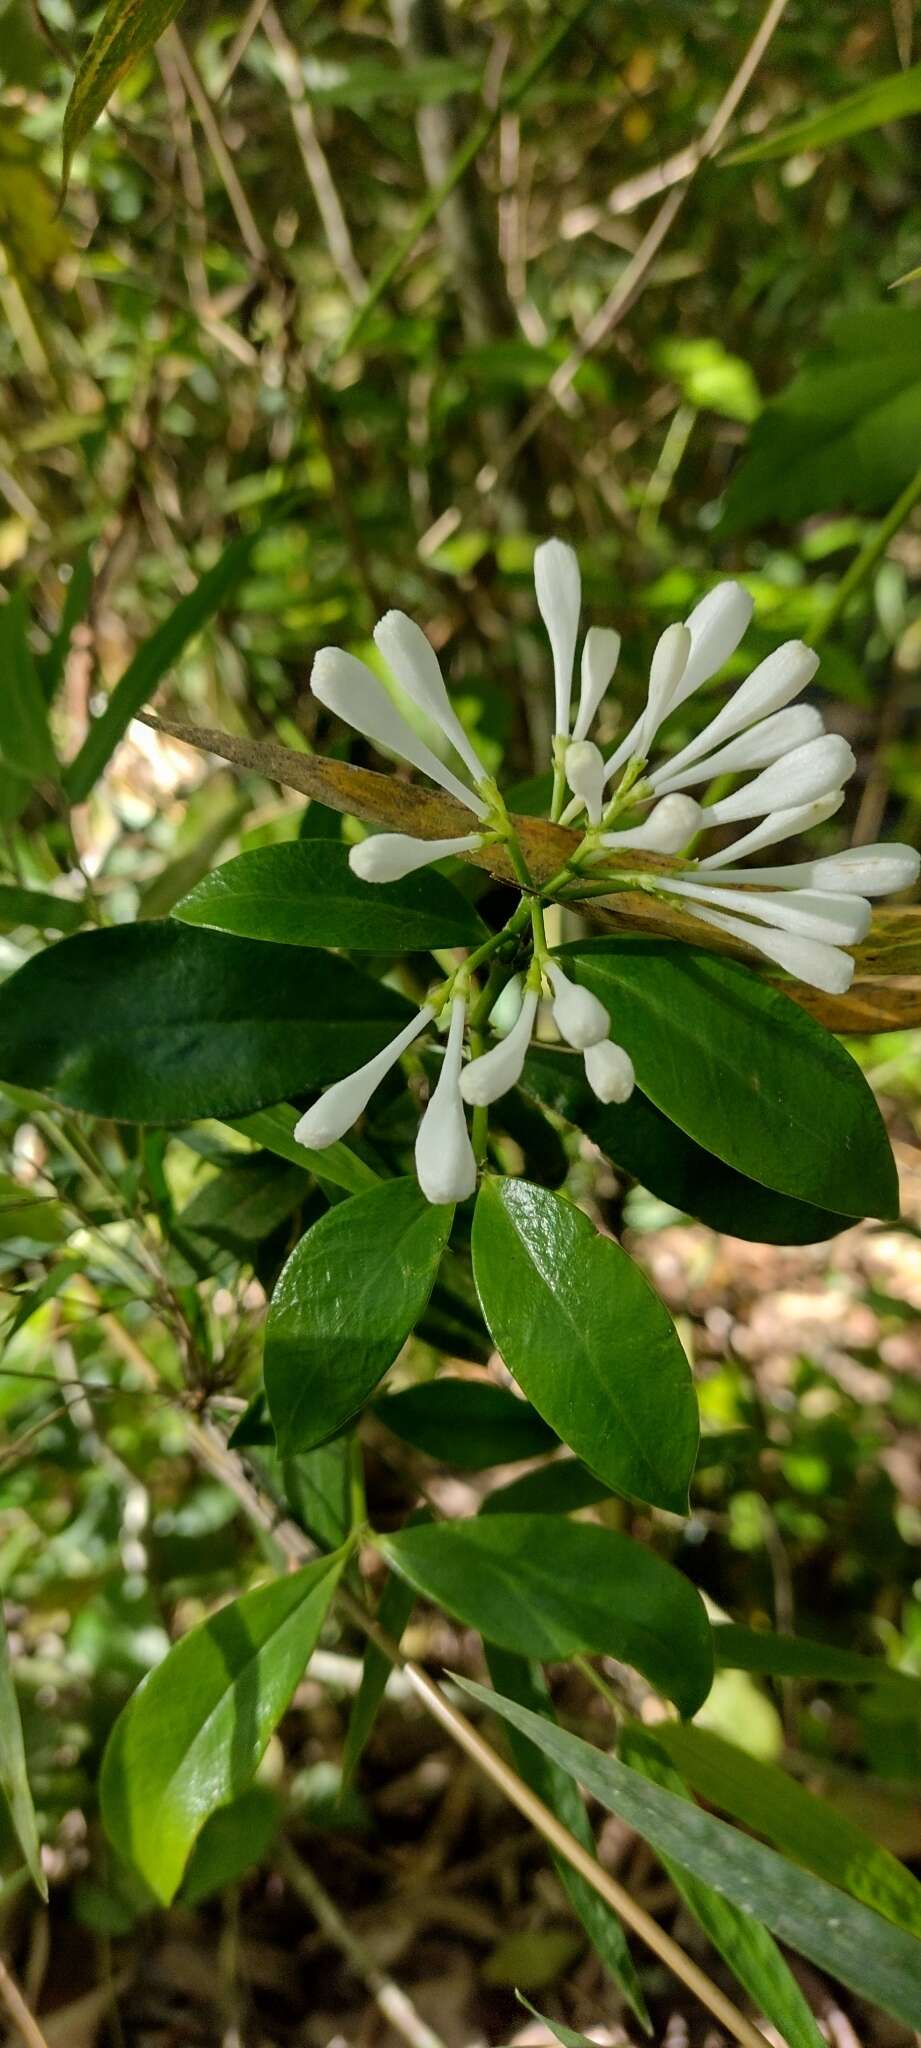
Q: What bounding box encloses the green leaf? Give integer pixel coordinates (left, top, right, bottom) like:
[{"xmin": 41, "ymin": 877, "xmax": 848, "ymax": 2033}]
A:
[
  {"xmin": 0, "ymin": 589, "xmax": 56, "ymax": 782},
  {"xmin": 720, "ymin": 308, "xmax": 921, "ymax": 531},
  {"xmin": 179, "ymin": 1153, "xmax": 311, "ymax": 1251},
  {"xmin": 62, "ymin": 0, "xmax": 187, "ymax": 192},
  {"xmin": 725, "ymin": 63, "xmax": 921, "ymax": 164},
  {"xmin": 63, "ymin": 533, "xmax": 254, "ymax": 801},
  {"xmin": 0, "ymin": 923, "xmax": 413, "ymax": 1122},
  {"xmin": 0, "ymin": 1604, "xmax": 46, "ymax": 1898},
  {"xmin": 100, "ymin": 1551, "xmax": 344, "ymax": 1903},
  {"xmin": 713, "ymin": 1622, "xmax": 921, "ymax": 1697},
  {"xmin": 521, "ymin": 1046, "xmax": 851, "ymax": 1245},
  {"xmin": 374, "ymin": 1379, "xmax": 557, "ymax": 1469},
  {"xmin": 0, "ymin": 884, "xmax": 84, "ymax": 935},
  {"xmin": 481, "ymin": 1458, "xmax": 610, "ymax": 1517},
  {"xmin": 458, "ymin": 1677, "xmax": 921, "ymax": 2030},
  {"xmin": 264, "ymin": 1179, "xmax": 453, "ymax": 1455},
  {"xmin": 654, "ymin": 1722, "xmax": 921, "ymax": 1941},
  {"xmin": 226, "ymin": 1104, "xmax": 380, "ymax": 1195},
  {"xmin": 560, "ymin": 940, "xmax": 897, "ymax": 1222},
  {"xmin": 512, "ymin": 1994, "xmax": 597, "ymax": 2047},
  {"xmin": 180, "ymin": 1784, "xmax": 281, "ymax": 1906},
  {"xmin": 471, "ymin": 1178, "xmax": 698, "ymax": 1514},
  {"xmin": 378, "ymin": 1515, "xmax": 713, "ymax": 1718},
  {"xmin": 176, "ymin": 840, "xmax": 487, "ymax": 951},
  {"xmin": 621, "ymin": 1729, "xmax": 825, "ymax": 2048},
  {"xmin": 487, "ymin": 1650, "xmax": 650, "ymax": 2031}
]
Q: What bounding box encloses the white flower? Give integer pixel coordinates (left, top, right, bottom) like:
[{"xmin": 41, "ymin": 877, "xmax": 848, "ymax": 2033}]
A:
[
  {"xmin": 545, "ymin": 963, "xmax": 610, "ymax": 1050},
  {"xmin": 349, "ymin": 831, "xmax": 482, "ymax": 884},
  {"xmin": 311, "ymin": 647, "xmax": 488, "ymax": 819},
  {"xmin": 659, "ymin": 877, "xmax": 872, "ymax": 946},
  {"xmin": 601, "ymin": 792, "xmax": 703, "ymax": 855},
  {"xmin": 584, "ymin": 1037, "xmax": 635, "ymax": 1104},
  {"xmin": 295, "ymin": 1004, "xmax": 434, "ymax": 1150},
  {"xmin": 415, "ymin": 996, "xmax": 477, "ymax": 1204},
  {"xmin": 705, "ymin": 843, "xmax": 921, "ymax": 896},
  {"xmin": 460, "ymin": 984, "xmax": 540, "ymax": 1106},
  {"xmin": 564, "ymin": 740, "xmax": 605, "ymax": 825},
  {"xmin": 675, "ymin": 903, "xmax": 855, "ymax": 996},
  {"xmin": 603, "ymin": 581, "xmax": 754, "ymax": 782},
  {"xmin": 534, "ymin": 538, "xmax": 581, "ymax": 737},
  {"xmin": 635, "ymin": 623, "xmax": 691, "ymax": 759},
  {"xmin": 652, "ymin": 640, "xmax": 819, "ymax": 787},
  {"xmin": 571, "ymin": 627, "xmax": 621, "ymax": 743},
  {"xmin": 650, "ymin": 702, "xmax": 823, "ymax": 793},
  {"xmin": 698, "ymin": 795, "xmax": 845, "ymax": 869},
  {"xmin": 373, "ymin": 610, "xmax": 489, "ymax": 790}
]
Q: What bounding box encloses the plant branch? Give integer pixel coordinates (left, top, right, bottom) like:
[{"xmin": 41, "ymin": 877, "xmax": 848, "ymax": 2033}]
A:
[
  {"xmin": 277, "ymin": 1843, "xmax": 448, "ymax": 2048},
  {"xmin": 0, "ymin": 1956, "xmax": 52, "ymax": 2048},
  {"xmin": 815, "ymin": 456, "xmax": 921, "ymax": 643}
]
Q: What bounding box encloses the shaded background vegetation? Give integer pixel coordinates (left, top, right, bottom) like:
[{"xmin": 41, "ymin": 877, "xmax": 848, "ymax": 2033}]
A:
[{"xmin": 1, "ymin": 0, "xmax": 921, "ymax": 2041}]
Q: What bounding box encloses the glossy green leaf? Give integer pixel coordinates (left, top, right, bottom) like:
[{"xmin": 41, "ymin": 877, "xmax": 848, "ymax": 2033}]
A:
[
  {"xmin": 481, "ymin": 1458, "xmax": 610, "ymax": 1517},
  {"xmin": 62, "ymin": 0, "xmax": 187, "ymax": 190},
  {"xmin": 0, "ymin": 884, "xmax": 85, "ymax": 935},
  {"xmin": 487, "ymin": 1649, "xmax": 649, "ymax": 2030},
  {"xmin": 226, "ymin": 1104, "xmax": 380, "ymax": 1194},
  {"xmin": 459, "ymin": 1677, "xmax": 921, "ymax": 2029},
  {"xmin": 176, "ymin": 840, "xmax": 487, "ymax": 951},
  {"xmin": 0, "ymin": 1605, "xmax": 46, "ymax": 1898},
  {"xmin": 378, "ymin": 1515, "xmax": 713, "ymax": 1717},
  {"xmin": 560, "ymin": 939, "xmax": 897, "ymax": 1221},
  {"xmin": 374, "ymin": 1379, "xmax": 556, "ymax": 1469},
  {"xmin": 0, "ymin": 589, "xmax": 56, "ymax": 781},
  {"xmin": 472, "ymin": 1177, "xmax": 698, "ymax": 1513},
  {"xmin": 100, "ymin": 1550, "xmax": 344, "ymax": 1903},
  {"xmin": 720, "ymin": 308, "xmax": 921, "ymax": 532},
  {"xmin": 181, "ymin": 1784, "xmax": 281, "ymax": 1906},
  {"xmin": 655, "ymin": 1722, "xmax": 921, "ymax": 1940},
  {"xmin": 265, "ymin": 1179, "xmax": 453, "ymax": 1455},
  {"xmin": 64, "ymin": 532, "xmax": 254, "ymax": 800},
  {"xmin": 521, "ymin": 1046, "xmax": 851, "ymax": 1245},
  {"xmin": 725, "ymin": 63, "xmax": 921, "ymax": 164},
  {"xmin": 180, "ymin": 1152, "xmax": 310, "ymax": 1249},
  {"xmin": 622, "ymin": 1729, "xmax": 825, "ymax": 2048},
  {"xmin": 713, "ymin": 1622, "xmax": 921, "ymax": 1697},
  {"xmin": 0, "ymin": 923, "xmax": 412, "ymax": 1122}
]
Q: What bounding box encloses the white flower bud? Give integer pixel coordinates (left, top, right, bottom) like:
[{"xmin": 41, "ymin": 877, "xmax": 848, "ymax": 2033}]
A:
[
  {"xmin": 663, "ymin": 878, "xmax": 872, "ymax": 946},
  {"xmin": 604, "ymin": 583, "xmax": 753, "ymax": 784},
  {"xmin": 584, "ymin": 1038, "xmax": 635, "ymax": 1104},
  {"xmin": 373, "ymin": 610, "xmax": 488, "ymax": 788},
  {"xmin": 415, "ymin": 997, "xmax": 477, "ymax": 1205},
  {"xmin": 564, "ymin": 739, "xmax": 605, "ymax": 824},
  {"xmin": 699, "ymin": 843, "xmax": 919, "ymax": 896},
  {"xmin": 534, "ymin": 538, "xmax": 581, "ymax": 737},
  {"xmin": 704, "ymin": 734, "xmax": 855, "ymax": 827},
  {"xmin": 488, "ymin": 974, "xmax": 525, "ymax": 1039},
  {"xmin": 294, "ymin": 1005, "xmax": 433, "ymax": 1150},
  {"xmin": 572, "ymin": 627, "xmax": 621, "ymax": 743},
  {"xmin": 601, "ymin": 794, "xmax": 703, "ymax": 855},
  {"xmin": 652, "ymin": 704, "xmax": 823, "ymax": 793},
  {"xmin": 460, "ymin": 987, "xmax": 540, "ymax": 1106},
  {"xmin": 349, "ymin": 831, "xmax": 482, "ymax": 884},
  {"xmin": 656, "ymin": 640, "xmax": 819, "ymax": 786},
  {"xmin": 311, "ymin": 647, "xmax": 488, "ymax": 818},
  {"xmin": 636, "ymin": 622, "xmax": 691, "ymax": 756},
  {"xmin": 699, "ymin": 794, "xmax": 845, "ymax": 869},
  {"xmin": 546, "ymin": 964, "xmax": 610, "ymax": 1050},
  {"xmin": 678, "ymin": 901, "xmax": 855, "ymax": 996}
]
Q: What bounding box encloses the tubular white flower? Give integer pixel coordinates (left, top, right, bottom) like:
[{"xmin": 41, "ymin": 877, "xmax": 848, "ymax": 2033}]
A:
[
  {"xmin": 703, "ymin": 734, "xmax": 855, "ymax": 828},
  {"xmin": 460, "ymin": 986, "xmax": 540, "ymax": 1106},
  {"xmin": 349, "ymin": 831, "xmax": 482, "ymax": 884},
  {"xmin": 655, "ymin": 640, "xmax": 819, "ymax": 786},
  {"xmin": 374, "ymin": 610, "xmax": 489, "ymax": 790},
  {"xmin": 699, "ymin": 794, "xmax": 845, "ymax": 868},
  {"xmin": 677, "ymin": 901, "xmax": 855, "ymax": 995},
  {"xmin": 414, "ymin": 996, "xmax": 477, "ymax": 1205},
  {"xmin": 584, "ymin": 1037, "xmax": 635, "ymax": 1104},
  {"xmin": 697, "ymin": 844, "xmax": 919, "ymax": 894},
  {"xmin": 572, "ymin": 626, "xmax": 621, "ymax": 743},
  {"xmin": 604, "ymin": 582, "xmax": 753, "ymax": 783},
  {"xmin": 294, "ymin": 1005, "xmax": 434, "ymax": 1150},
  {"xmin": 564, "ymin": 740, "xmax": 605, "ymax": 825},
  {"xmin": 535, "ymin": 539, "xmax": 581, "ymax": 737},
  {"xmin": 601, "ymin": 793, "xmax": 703, "ymax": 854},
  {"xmin": 651, "ymin": 703, "xmax": 824, "ymax": 793},
  {"xmin": 546, "ymin": 963, "xmax": 609, "ymax": 1050},
  {"xmin": 636, "ymin": 623, "xmax": 691, "ymax": 757},
  {"xmin": 311, "ymin": 647, "xmax": 489, "ymax": 819},
  {"xmin": 660, "ymin": 877, "xmax": 872, "ymax": 946}
]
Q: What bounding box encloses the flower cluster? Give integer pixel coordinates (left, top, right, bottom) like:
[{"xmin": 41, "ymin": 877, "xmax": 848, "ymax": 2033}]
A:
[{"xmin": 296, "ymin": 543, "xmax": 919, "ymax": 1203}]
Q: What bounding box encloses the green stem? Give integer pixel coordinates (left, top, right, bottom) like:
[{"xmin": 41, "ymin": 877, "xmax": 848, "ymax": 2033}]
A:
[
  {"xmin": 815, "ymin": 456, "xmax": 921, "ymax": 644},
  {"xmin": 332, "ymin": 0, "xmax": 600, "ymax": 360}
]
